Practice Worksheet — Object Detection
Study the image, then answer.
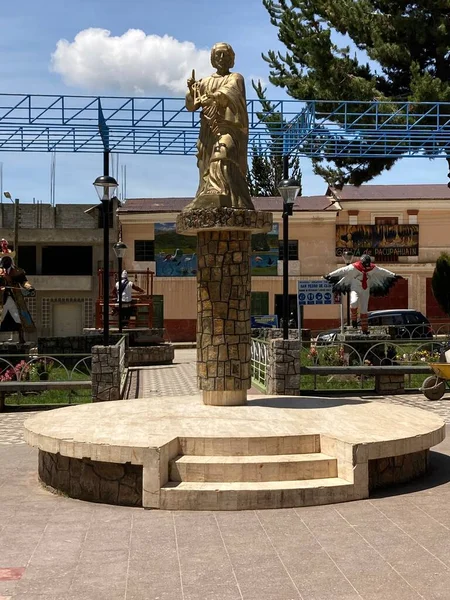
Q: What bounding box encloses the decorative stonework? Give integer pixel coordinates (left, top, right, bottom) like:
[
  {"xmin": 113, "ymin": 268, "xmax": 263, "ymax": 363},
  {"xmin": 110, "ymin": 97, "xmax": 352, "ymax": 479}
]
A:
[
  {"xmin": 369, "ymin": 449, "xmax": 429, "ymax": 490},
  {"xmin": 375, "ymin": 374, "xmax": 405, "ymax": 394},
  {"xmin": 39, "ymin": 450, "xmax": 142, "ymax": 506},
  {"xmin": 127, "ymin": 344, "xmax": 174, "ymax": 366},
  {"xmin": 267, "ymin": 339, "xmax": 301, "ymax": 396},
  {"xmin": 177, "ymin": 208, "xmax": 273, "ymax": 406},
  {"xmin": 91, "ymin": 337, "xmax": 128, "ymax": 402},
  {"xmin": 196, "ymin": 229, "xmax": 252, "ymax": 402},
  {"xmin": 176, "ymin": 207, "xmax": 272, "ymax": 235}
]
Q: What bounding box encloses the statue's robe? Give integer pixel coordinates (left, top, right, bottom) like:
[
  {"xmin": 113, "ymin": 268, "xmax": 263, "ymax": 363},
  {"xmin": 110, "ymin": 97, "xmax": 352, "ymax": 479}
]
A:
[{"xmin": 185, "ymin": 72, "xmax": 254, "ymax": 210}]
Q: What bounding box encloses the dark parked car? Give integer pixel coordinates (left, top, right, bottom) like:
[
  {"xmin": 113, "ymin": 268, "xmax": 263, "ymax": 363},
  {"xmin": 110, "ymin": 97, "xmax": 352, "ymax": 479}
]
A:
[{"xmin": 316, "ymin": 309, "xmax": 433, "ymax": 343}]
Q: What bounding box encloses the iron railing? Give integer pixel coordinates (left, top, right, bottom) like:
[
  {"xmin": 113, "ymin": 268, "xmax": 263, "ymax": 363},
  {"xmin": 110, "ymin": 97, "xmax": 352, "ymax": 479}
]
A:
[
  {"xmin": 251, "ymin": 339, "xmax": 269, "ymax": 390},
  {"xmin": 0, "ymin": 353, "xmax": 92, "ymax": 406},
  {"xmin": 301, "ymin": 337, "xmax": 447, "ymax": 392}
]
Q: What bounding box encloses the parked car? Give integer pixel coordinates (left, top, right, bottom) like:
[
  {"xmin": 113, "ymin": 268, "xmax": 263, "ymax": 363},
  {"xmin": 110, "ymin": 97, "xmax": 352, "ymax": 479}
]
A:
[{"xmin": 316, "ymin": 309, "xmax": 433, "ymax": 344}]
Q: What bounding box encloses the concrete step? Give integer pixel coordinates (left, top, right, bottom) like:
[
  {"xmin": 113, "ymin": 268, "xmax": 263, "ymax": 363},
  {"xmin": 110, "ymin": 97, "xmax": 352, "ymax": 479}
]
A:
[
  {"xmin": 179, "ymin": 434, "xmax": 320, "ymax": 456},
  {"xmin": 160, "ymin": 478, "xmax": 354, "ymax": 510},
  {"xmin": 170, "ymin": 453, "xmax": 337, "ymax": 482}
]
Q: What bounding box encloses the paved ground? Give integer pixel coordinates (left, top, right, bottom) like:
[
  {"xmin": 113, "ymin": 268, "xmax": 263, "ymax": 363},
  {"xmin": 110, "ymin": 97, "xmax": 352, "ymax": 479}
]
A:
[
  {"xmin": 126, "ymin": 350, "xmax": 198, "ymax": 399},
  {"xmin": 3, "ymin": 350, "xmax": 450, "ymax": 599}
]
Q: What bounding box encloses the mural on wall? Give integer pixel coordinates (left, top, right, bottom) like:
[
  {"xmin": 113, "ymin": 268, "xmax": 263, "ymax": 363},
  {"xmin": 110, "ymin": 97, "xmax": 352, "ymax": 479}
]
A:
[
  {"xmin": 336, "ymin": 224, "xmax": 419, "ymax": 258},
  {"xmin": 251, "ymin": 224, "xmax": 279, "ymax": 276},
  {"xmin": 155, "ymin": 223, "xmax": 197, "ymax": 277},
  {"xmin": 154, "ymin": 222, "xmax": 280, "ymax": 277}
]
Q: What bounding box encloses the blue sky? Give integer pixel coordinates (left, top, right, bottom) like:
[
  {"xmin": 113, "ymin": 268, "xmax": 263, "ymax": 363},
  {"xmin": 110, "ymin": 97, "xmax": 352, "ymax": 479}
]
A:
[{"xmin": 0, "ymin": 0, "xmax": 447, "ymax": 205}]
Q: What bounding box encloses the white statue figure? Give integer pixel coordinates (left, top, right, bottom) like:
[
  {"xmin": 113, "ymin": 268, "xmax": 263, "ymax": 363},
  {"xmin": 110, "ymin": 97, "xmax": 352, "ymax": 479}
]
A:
[{"xmin": 324, "ymin": 254, "xmax": 403, "ymax": 334}]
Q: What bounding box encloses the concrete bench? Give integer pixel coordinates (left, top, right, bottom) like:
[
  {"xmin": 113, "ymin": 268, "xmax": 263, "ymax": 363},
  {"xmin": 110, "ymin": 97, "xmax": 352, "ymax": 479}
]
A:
[
  {"xmin": 300, "ymin": 365, "xmax": 432, "ymax": 394},
  {"xmin": 0, "ymin": 380, "xmax": 91, "ymax": 411}
]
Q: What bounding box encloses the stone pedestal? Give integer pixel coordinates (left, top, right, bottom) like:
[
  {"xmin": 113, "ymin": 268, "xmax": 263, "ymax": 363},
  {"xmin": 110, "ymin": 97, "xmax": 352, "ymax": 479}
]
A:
[
  {"xmin": 267, "ymin": 339, "xmax": 301, "ymax": 396},
  {"xmin": 177, "ymin": 208, "xmax": 272, "ymax": 406}
]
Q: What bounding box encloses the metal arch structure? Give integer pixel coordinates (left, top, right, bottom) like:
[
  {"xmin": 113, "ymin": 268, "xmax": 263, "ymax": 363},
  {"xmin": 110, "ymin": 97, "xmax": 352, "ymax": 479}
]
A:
[{"xmin": 1, "ymin": 93, "xmax": 450, "ymax": 158}]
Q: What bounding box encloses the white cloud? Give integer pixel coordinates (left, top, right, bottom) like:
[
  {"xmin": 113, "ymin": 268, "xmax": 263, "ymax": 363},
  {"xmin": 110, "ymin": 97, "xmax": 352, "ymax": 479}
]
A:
[{"xmin": 50, "ymin": 28, "xmax": 212, "ymax": 95}]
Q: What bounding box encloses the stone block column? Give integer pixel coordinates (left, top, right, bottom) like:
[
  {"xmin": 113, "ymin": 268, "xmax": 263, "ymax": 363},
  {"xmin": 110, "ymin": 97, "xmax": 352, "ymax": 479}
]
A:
[
  {"xmin": 177, "ymin": 207, "xmax": 272, "ymax": 406},
  {"xmin": 267, "ymin": 339, "xmax": 301, "ymax": 396}
]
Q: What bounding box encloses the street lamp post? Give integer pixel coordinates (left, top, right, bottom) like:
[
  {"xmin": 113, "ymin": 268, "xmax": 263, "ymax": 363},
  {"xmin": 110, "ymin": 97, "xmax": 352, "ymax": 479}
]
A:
[
  {"xmin": 3, "ymin": 192, "xmax": 19, "ymax": 265},
  {"xmin": 113, "ymin": 241, "xmax": 127, "ymax": 333},
  {"xmin": 278, "ymin": 176, "xmax": 301, "ymax": 340},
  {"xmin": 93, "ymin": 175, "xmax": 119, "ymax": 346},
  {"xmin": 342, "ymin": 249, "xmax": 354, "ymax": 326}
]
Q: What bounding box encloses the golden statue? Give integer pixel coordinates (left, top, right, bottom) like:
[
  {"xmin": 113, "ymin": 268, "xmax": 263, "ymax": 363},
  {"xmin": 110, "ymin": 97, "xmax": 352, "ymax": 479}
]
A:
[{"xmin": 184, "ymin": 42, "xmax": 254, "ymax": 211}]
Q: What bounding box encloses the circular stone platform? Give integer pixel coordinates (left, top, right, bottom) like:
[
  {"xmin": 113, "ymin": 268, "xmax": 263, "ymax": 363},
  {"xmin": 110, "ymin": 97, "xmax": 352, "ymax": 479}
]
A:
[{"xmin": 24, "ymin": 394, "xmax": 445, "ymax": 510}]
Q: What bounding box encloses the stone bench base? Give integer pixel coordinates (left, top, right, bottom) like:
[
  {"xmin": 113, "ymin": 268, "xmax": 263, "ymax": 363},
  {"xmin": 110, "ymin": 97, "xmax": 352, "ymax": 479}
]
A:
[
  {"xmin": 375, "ymin": 374, "xmax": 405, "ymax": 394},
  {"xmin": 127, "ymin": 344, "xmax": 174, "ymax": 366}
]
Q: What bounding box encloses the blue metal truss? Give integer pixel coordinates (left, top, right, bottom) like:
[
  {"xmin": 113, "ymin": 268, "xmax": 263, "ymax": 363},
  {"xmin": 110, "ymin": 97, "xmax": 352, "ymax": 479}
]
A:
[{"xmin": 0, "ymin": 94, "xmax": 450, "ymax": 158}]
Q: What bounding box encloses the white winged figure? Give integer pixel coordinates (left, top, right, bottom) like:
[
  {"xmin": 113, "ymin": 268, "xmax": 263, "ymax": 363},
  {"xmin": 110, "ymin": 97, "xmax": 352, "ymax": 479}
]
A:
[{"xmin": 324, "ymin": 254, "xmax": 403, "ymax": 333}]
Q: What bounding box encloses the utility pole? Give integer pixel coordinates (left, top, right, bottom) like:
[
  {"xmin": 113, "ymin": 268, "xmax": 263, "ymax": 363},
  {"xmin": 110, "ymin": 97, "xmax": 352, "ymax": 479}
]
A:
[
  {"xmin": 14, "ymin": 198, "xmax": 19, "ymax": 265},
  {"xmin": 3, "ymin": 192, "xmax": 19, "ymax": 263}
]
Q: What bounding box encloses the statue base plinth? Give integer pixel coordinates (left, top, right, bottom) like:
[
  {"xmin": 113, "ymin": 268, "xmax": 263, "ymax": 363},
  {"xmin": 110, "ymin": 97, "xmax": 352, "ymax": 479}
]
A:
[
  {"xmin": 176, "ymin": 207, "xmax": 272, "ymax": 235},
  {"xmin": 176, "ymin": 207, "xmax": 273, "ymax": 407},
  {"xmin": 203, "ymin": 390, "xmax": 247, "ymax": 406}
]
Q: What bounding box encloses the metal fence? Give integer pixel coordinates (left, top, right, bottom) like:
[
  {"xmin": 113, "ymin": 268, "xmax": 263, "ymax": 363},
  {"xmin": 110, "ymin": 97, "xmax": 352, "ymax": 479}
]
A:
[
  {"xmin": 0, "ymin": 354, "xmax": 91, "ymax": 382},
  {"xmin": 301, "ymin": 336, "xmax": 448, "ymax": 392},
  {"xmin": 0, "ymin": 353, "xmax": 92, "ymax": 407},
  {"xmin": 251, "ymin": 339, "xmax": 269, "ymax": 391}
]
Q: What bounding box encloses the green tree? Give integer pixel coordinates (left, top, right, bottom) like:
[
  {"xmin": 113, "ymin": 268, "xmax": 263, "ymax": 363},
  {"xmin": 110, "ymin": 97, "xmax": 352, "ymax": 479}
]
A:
[
  {"xmin": 262, "ymin": 0, "xmax": 450, "ymax": 187},
  {"xmin": 248, "ymin": 80, "xmax": 302, "ymax": 197},
  {"xmin": 432, "ymin": 253, "xmax": 450, "ymax": 317}
]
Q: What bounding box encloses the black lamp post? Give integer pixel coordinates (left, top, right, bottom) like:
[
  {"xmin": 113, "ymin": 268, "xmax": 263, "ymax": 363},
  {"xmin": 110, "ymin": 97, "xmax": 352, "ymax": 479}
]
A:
[
  {"xmin": 278, "ymin": 177, "xmax": 301, "ymax": 340},
  {"xmin": 113, "ymin": 241, "xmax": 128, "ymax": 333},
  {"xmin": 342, "ymin": 249, "xmax": 354, "ymax": 326},
  {"xmin": 93, "ymin": 174, "xmax": 119, "ymax": 346}
]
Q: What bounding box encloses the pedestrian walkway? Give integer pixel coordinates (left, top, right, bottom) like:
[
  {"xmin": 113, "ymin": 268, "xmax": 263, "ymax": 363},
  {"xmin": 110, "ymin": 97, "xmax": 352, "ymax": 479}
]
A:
[
  {"xmin": 126, "ymin": 349, "xmax": 198, "ymax": 399},
  {"xmin": 125, "ymin": 349, "xmax": 262, "ymax": 398},
  {"xmin": 2, "ymin": 350, "xmax": 450, "ymax": 599}
]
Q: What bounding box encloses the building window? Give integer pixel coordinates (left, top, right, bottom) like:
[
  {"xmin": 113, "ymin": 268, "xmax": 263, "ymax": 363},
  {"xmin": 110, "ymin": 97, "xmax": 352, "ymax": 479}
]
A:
[
  {"xmin": 278, "ymin": 240, "xmax": 299, "ymax": 261},
  {"xmin": 134, "ymin": 240, "xmax": 155, "ymax": 262},
  {"xmin": 18, "ymin": 246, "xmax": 37, "ymax": 275},
  {"xmin": 251, "ymin": 292, "xmax": 269, "ymax": 315},
  {"xmin": 42, "ymin": 246, "xmax": 93, "ymax": 275},
  {"xmin": 375, "ymin": 217, "xmax": 399, "ymax": 226}
]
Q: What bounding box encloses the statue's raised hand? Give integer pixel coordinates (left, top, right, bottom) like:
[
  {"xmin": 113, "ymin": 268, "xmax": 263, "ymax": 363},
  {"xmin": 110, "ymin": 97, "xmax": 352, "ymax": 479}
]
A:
[{"xmin": 187, "ymin": 69, "xmax": 196, "ymax": 90}]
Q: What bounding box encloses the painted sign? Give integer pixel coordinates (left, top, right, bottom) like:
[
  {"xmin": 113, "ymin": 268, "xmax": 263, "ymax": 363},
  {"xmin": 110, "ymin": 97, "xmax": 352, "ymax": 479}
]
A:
[
  {"xmin": 335, "ymin": 224, "xmax": 419, "ymax": 258},
  {"xmin": 251, "ymin": 315, "xmax": 279, "ymax": 328},
  {"xmin": 298, "ymin": 280, "xmax": 336, "ymax": 305}
]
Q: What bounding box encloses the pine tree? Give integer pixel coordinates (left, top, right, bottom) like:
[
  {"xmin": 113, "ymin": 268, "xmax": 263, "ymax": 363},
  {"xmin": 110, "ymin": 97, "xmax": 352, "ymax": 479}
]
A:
[
  {"xmin": 248, "ymin": 81, "xmax": 302, "ymax": 197},
  {"xmin": 262, "ymin": 0, "xmax": 450, "ymax": 187},
  {"xmin": 432, "ymin": 253, "xmax": 450, "ymax": 317}
]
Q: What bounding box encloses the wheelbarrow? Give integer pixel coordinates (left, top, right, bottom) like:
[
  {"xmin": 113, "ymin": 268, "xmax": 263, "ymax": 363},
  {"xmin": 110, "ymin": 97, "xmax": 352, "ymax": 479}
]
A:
[{"xmin": 421, "ymin": 363, "xmax": 450, "ymax": 400}]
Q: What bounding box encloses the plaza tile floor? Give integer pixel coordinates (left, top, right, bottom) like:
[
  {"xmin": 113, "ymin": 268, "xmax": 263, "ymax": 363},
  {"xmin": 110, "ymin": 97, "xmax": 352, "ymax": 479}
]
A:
[{"xmin": 2, "ymin": 349, "xmax": 450, "ymax": 599}]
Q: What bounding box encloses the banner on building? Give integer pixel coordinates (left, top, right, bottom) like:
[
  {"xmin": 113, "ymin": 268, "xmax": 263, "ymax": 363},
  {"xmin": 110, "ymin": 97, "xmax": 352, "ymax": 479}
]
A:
[{"xmin": 335, "ymin": 224, "xmax": 419, "ymax": 258}]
